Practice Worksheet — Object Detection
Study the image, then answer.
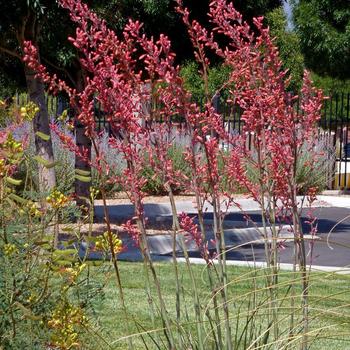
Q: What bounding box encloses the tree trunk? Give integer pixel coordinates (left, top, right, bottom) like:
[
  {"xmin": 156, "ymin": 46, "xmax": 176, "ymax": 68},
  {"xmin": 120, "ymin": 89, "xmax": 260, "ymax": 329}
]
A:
[
  {"xmin": 74, "ymin": 121, "xmax": 92, "ymax": 208},
  {"xmin": 24, "ymin": 65, "xmax": 56, "ymax": 192},
  {"xmin": 74, "ymin": 69, "xmax": 91, "ymax": 210},
  {"xmin": 19, "ymin": 12, "xmax": 56, "ymax": 193}
]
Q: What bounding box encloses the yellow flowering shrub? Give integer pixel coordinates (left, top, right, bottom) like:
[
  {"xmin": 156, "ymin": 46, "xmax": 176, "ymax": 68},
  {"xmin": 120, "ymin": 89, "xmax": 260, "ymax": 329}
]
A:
[
  {"xmin": 19, "ymin": 101, "xmax": 40, "ymax": 121},
  {"xmin": 48, "ymin": 301, "xmax": 88, "ymax": 350},
  {"xmin": 95, "ymin": 231, "xmax": 123, "ymax": 255},
  {"xmin": 46, "ymin": 188, "xmax": 70, "ymax": 209}
]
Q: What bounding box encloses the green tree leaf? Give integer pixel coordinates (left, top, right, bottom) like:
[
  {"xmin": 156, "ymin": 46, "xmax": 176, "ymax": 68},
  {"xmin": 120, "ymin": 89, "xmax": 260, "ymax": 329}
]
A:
[
  {"xmin": 75, "ymin": 174, "xmax": 92, "ymax": 183},
  {"xmin": 6, "ymin": 177, "xmax": 22, "ymax": 186},
  {"xmin": 75, "ymin": 169, "xmax": 91, "ymax": 176},
  {"xmin": 33, "ymin": 155, "xmax": 58, "ymax": 168},
  {"xmin": 8, "ymin": 193, "xmax": 28, "ymax": 204},
  {"xmin": 35, "ymin": 131, "xmax": 51, "ymax": 141}
]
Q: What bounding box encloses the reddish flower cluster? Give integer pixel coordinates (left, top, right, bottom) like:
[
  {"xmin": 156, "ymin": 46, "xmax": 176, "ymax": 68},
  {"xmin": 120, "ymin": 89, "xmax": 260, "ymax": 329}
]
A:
[
  {"xmin": 50, "ymin": 123, "xmax": 90, "ymax": 164},
  {"xmin": 122, "ymin": 220, "xmax": 141, "ymax": 246},
  {"xmin": 23, "ymin": 43, "xmax": 75, "ymax": 99},
  {"xmin": 179, "ymin": 213, "xmax": 212, "ymax": 263},
  {"xmin": 23, "ymin": 0, "xmax": 324, "ymax": 267}
]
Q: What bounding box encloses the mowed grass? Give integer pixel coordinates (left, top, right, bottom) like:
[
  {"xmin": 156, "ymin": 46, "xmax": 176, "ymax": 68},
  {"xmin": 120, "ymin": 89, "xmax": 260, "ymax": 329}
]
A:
[{"xmin": 84, "ymin": 261, "xmax": 350, "ymax": 349}]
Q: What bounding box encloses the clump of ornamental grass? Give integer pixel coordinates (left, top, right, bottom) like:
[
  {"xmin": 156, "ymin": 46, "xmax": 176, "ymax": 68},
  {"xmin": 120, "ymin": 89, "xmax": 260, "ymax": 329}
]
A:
[{"xmin": 22, "ymin": 1, "xmax": 349, "ymax": 350}]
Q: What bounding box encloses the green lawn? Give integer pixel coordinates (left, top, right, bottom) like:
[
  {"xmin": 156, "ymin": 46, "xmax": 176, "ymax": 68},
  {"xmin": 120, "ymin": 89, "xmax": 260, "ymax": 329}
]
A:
[{"xmin": 84, "ymin": 261, "xmax": 350, "ymax": 349}]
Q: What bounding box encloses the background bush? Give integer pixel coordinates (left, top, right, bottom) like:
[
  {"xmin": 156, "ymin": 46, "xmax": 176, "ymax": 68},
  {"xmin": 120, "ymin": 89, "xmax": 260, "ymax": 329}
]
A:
[
  {"xmin": 180, "ymin": 61, "xmax": 231, "ymax": 101},
  {"xmin": 242, "ymin": 138, "xmax": 336, "ymax": 194},
  {"xmin": 141, "ymin": 144, "xmax": 191, "ymax": 195}
]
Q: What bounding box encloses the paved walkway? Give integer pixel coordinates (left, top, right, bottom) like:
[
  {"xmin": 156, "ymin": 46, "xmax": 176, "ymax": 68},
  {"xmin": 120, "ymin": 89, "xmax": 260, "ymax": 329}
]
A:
[
  {"xmin": 94, "ymin": 195, "xmax": 350, "ymax": 222},
  {"xmin": 89, "ymin": 196, "xmax": 350, "ymax": 272}
]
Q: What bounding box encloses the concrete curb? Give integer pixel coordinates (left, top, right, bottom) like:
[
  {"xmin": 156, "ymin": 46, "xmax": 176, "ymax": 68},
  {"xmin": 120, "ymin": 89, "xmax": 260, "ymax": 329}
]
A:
[
  {"xmin": 94, "ymin": 195, "xmax": 350, "ymax": 222},
  {"xmin": 174, "ymin": 257, "xmax": 350, "ymax": 275},
  {"xmin": 75, "ymin": 242, "xmax": 350, "ymax": 274},
  {"xmin": 317, "ymin": 195, "xmax": 350, "ymax": 209}
]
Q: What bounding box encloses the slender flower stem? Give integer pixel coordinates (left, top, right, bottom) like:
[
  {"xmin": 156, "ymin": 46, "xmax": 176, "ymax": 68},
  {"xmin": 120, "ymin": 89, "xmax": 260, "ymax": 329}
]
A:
[{"xmin": 93, "ymin": 140, "xmax": 133, "ymax": 350}]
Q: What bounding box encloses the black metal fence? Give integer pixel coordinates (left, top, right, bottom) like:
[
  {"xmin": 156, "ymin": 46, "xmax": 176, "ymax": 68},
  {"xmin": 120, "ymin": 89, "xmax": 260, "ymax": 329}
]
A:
[
  {"xmin": 218, "ymin": 93, "xmax": 350, "ymax": 191},
  {"xmin": 320, "ymin": 93, "xmax": 350, "ymax": 190},
  {"xmin": 15, "ymin": 92, "xmax": 350, "ymax": 191}
]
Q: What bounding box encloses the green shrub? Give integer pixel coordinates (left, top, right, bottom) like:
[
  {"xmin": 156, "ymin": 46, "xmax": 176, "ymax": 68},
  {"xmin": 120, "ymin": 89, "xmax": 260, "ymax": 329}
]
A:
[
  {"xmin": 16, "ymin": 128, "xmax": 124, "ymax": 199},
  {"xmin": 180, "ymin": 61, "xmax": 231, "ymax": 101},
  {"xmin": 238, "ymin": 138, "xmax": 335, "ymax": 195},
  {"xmin": 141, "ymin": 144, "xmax": 190, "ymax": 195},
  {"xmin": 91, "ymin": 132, "xmax": 125, "ymax": 198},
  {"xmin": 265, "ymin": 7, "xmax": 305, "ymax": 92},
  {"xmin": 311, "ymin": 73, "xmax": 350, "ymax": 94},
  {"xmin": 296, "ymin": 138, "xmax": 335, "ymax": 194},
  {"xmin": 0, "ymin": 133, "xmax": 102, "ymax": 349}
]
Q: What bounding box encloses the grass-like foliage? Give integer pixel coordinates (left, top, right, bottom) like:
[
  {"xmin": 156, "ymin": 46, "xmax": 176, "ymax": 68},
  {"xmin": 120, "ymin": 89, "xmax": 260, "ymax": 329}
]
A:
[
  {"xmin": 92, "ymin": 262, "xmax": 350, "ymax": 350},
  {"xmin": 0, "ymin": 0, "xmax": 348, "ymax": 349}
]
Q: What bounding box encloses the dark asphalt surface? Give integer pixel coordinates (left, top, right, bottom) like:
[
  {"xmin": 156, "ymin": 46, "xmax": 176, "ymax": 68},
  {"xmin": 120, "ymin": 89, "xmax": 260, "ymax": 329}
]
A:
[
  {"xmin": 197, "ymin": 207, "xmax": 350, "ymax": 267},
  {"xmin": 91, "ymin": 205, "xmax": 350, "ymax": 267}
]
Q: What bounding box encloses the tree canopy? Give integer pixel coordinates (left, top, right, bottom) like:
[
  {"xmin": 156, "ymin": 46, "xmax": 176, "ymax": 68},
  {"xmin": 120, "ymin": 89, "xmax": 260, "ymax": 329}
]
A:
[
  {"xmin": 266, "ymin": 7, "xmax": 304, "ymax": 92},
  {"xmin": 0, "ymin": 0, "xmax": 74, "ymax": 94},
  {"xmin": 0, "ymin": 0, "xmax": 284, "ymax": 96},
  {"xmin": 293, "ymin": 0, "xmax": 350, "ymax": 80},
  {"xmin": 95, "ymin": 0, "xmax": 283, "ymax": 64}
]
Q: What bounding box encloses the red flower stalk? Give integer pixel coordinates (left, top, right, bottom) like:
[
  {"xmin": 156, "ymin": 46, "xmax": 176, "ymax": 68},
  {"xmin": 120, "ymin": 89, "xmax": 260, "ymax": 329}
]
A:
[{"xmin": 179, "ymin": 213, "xmax": 212, "ymax": 263}]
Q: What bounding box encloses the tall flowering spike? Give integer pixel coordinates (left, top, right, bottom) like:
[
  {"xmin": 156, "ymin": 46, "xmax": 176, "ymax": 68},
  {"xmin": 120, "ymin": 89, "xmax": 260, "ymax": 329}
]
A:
[
  {"xmin": 175, "ymin": 0, "xmax": 212, "ymax": 77},
  {"xmin": 23, "ymin": 42, "xmax": 75, "ymax": 98},
  {"xmin": 175, "ymin": 0, "xmax": 324, "ymax": 217},
  {"xmin": 300, "ymin": 70, "xmax": 324, "ymax": 131},
  {"xmin": 179, "ymin": 213, "xmax": 212, "ymax": 262},
  {"xmin": 23, "ymin": 0, "xmax": 325, "ymax": 284}
]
